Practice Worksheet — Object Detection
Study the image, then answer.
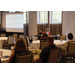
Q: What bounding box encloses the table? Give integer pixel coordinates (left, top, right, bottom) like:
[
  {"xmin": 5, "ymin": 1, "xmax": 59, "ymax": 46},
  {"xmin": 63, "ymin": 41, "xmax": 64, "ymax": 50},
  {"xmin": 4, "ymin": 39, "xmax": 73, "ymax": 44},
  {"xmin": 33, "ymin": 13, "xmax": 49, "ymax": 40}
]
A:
[
  {"xmin": 0, "ymin": 37, "xmax": 8, "ymax": 49},
  {"xmin": 0, "ymin": 48, "xmax": 35, "ymax": 63},
  {"xmin": 54, "ymin": 40, "xmax": 66, "ymax": 48},
  {"xmin": 0, "ymin": 49, "xmax": 11, "ymax": 63},
  {"xmin": 32, "ymin": 40, "xmax": 40, "ymax": 49},
  {"xmin": 32, "ymin": 40, "xmax": 67, "ymax": 49},
  {"xmin": 35, "ymin": 35, "xmax": 41, "ymax": 40}
]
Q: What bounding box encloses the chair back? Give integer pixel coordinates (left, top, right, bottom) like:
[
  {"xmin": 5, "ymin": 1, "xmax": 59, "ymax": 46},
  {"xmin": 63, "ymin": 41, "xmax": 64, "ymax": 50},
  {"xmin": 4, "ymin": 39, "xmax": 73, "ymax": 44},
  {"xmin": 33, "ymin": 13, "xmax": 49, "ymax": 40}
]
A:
[
  {"xmin": 60, "ymin": 35, "xmax": 66, "ymax": 40},
  {"xmin": 67, "ymin": 41, "xmax": 75, "ymax": 54},
  {"xmin": 23, "ymin": 38, "xmax": 28, "ymax": 50},
  {"xmin": 48, "ymin": 48, "xmax": 59, "ymax": 63},
  {"xmin": 31, "ymin": 35, "xmax": 36, "ymax": 41},
  {"xmin": 8, "ymin": 36, "xmax": 14, "ymax": 44},
  {"xmin": 1, "ymin": 34, "xmax": 6, "ymax": 37},
  {"xmin": 13, "ymin": 34, "xmax": 18, "ymax": 41},
  {"xmin": 56, "ymin": 33, "xmax": 60, "ymax": 35},
  {"xmin": 15, "ymin": 53, "xmax": 32, "ymax": 63},
  {"xmin": 25, "ymin": 36, "xmax": 30, "ymax": 46},
  {"xmin": 19, "ymin": 34, "xmax": 24, "ymax": 38},
  {"xmin": 40, "ymin": 40, "xmax": 48, "ymax": 50}
]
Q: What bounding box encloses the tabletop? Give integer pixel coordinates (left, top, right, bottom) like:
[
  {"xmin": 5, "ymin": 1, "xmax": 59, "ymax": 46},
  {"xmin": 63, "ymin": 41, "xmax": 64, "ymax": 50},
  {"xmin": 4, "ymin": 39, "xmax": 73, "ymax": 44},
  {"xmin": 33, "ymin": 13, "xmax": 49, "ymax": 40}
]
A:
[
  {"xmin": 32, "ymin": 40, "xmax": 67, "ymax": 49},
  {"xmin": 0, "ymin": 37, "xmax": 8, "ymax": 40},
  {"xmin": 0, "ymin": 49, "xmax": 11, "ymax": 63}
]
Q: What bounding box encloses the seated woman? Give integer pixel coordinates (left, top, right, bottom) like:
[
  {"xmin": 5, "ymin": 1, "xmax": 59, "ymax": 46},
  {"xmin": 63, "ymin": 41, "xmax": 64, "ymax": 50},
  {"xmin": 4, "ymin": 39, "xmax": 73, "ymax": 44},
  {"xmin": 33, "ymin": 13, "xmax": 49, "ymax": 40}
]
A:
[
  {"xmin": 39, "ymin": 28, "xmax": 51, "ymax": 35},
  {"xmin": 61, "ymin": 33, "xmax": 74, "ymax": 54},
  {"xmin": 8, "ymin": 38, "xmax": 28, "ymax": 63},
  {"xmin": 58, "ymin": 33, "xmax": 74, "ymax": 62}
]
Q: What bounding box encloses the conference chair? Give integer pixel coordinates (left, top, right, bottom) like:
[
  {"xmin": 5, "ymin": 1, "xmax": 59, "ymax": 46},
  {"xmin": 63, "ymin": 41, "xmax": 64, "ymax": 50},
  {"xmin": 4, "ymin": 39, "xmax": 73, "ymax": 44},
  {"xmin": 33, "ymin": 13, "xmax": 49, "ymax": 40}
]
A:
[
  {"xmin": 62, "ymin": 41, "xmax": 75, "ymax": 63},
  {"xmin": 56, "ymin": 33, "xmax": 60, "ymax": 35},
  {"xmin": 36, "ymin": 48, "xmax": 60, "ymax": 63},
  {"xmin": 60, "ymin": 35, "xmax": 66, "ymax": 40},
  {"xmin": 25, "ymin": 36, "xmax": 30, "ymax": 46},
  {"xmin": 31, "ymin": 35, "xmax": 35, "ymax": 41},
  {"xmin": 3, "ymin": 35, "xmax": 14, "ymax": 49},
  {"xmin": 13, "ymin": 34, "xmax": 18, "ymax": 42},
  {"xmin": 1, "ymin": 34, "xmax": 6, "ymax": 37},
  {"xmin": 19, "ymin": 34, "xmax": 24, "ymax": 38},
  {"xmin": 1, "ymin": 34, "xmax": 7, "ymax": 48},
  {"xmin": 48, "ymin": 48, "xmax": 60, "ymax": 63},
  {"xmin": 40, "ymin": 40, "xmax": 48, "ymax": 50},
  {"xmin": 22, "ymin": 38, "xmax": 28, "ymax": 51},
  {"xmin": 15, "ymin": 52, "xmax": 32, "ymax": 63}
]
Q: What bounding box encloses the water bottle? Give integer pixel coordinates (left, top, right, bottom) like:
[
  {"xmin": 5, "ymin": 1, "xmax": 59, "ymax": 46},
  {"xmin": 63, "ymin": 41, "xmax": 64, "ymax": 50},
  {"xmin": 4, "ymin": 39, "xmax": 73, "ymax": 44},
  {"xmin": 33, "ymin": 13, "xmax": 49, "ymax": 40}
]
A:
[{"xmin": 60, "ymin": 39, "xmax": 62, "ymax": 42}]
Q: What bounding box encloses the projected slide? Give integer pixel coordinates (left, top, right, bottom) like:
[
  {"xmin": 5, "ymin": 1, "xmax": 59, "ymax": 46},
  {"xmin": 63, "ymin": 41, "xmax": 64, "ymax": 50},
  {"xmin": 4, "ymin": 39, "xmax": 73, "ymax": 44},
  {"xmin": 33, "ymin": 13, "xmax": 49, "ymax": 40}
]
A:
[{"xmin": 6, "ymin": 13, "xmax": 24, "ymax": 32}]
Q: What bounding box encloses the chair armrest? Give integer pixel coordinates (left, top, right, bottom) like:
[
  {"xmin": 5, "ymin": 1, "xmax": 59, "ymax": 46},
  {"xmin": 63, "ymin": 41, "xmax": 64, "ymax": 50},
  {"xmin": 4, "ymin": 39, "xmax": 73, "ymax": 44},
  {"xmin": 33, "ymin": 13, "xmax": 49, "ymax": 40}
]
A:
[{"xmin": 61, "ymin": 52, "xmax": 67, "ymax": 57}]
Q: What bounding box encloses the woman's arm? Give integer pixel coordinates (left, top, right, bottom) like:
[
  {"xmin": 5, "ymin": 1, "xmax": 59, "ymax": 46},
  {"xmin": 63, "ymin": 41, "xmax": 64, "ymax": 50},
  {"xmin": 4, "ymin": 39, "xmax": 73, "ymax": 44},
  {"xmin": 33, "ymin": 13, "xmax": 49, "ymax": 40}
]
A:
[
  {"xmin": 39, "ymin": 30, "xmax": 42, "ymax": 33},
  {"xmin": 8, "ymin": 50, "xmax": 15, "ymax": 63},
  {"xmin": 39, "ymin": 30, "xmax": 46, "ymax": 33},
  {"xmin": 49, "ymin": 32, "xmax": 51, "ymax": 35}
]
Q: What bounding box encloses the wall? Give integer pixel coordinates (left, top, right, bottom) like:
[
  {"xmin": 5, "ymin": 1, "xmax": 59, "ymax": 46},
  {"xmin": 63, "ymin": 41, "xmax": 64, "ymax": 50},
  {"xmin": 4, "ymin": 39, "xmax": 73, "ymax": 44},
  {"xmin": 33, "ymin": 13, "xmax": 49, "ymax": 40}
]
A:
[
  {"xmin": 1, "ymin": 11, "xmax": 6, "ymax": 28},
  {"xmin": 1, "ymin": 11, "xmax": 37, "ymax": 37},
  {"xmin": 28, "ymin": 11, "xmax": 37, "ymax": 37},
  {"xmin": 62, "ymin": 11, "xmax": 67, "ymax": 35},
  {"xmin": 2, "ymin": 11, "xmax": 75, "ymax": 38},
  {"xmin": 62, "ymin": 11, "xmax": 75, "ymax": 39},
  {"xmin": 66, "ymin": 11, "xmax": 75, "ymax": 38}
]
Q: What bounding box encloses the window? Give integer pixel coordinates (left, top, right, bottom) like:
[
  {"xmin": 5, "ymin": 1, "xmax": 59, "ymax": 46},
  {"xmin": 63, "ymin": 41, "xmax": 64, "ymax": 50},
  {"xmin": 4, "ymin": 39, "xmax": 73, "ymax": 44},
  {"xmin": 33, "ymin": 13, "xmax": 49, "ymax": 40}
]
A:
[
  {"xmin": 23, "ymin": 11, "xmax": 28, "ymax": 24},
  {"xmin": 37, "ymin": 11, "xmax": 48, "ymax": 24},
  {"xmin": 50, "ymin": 11, "xmax": 62, "ymax": 24},
  {"xmin": 37, "ymin": 11, "xmax": 62, "ymax": 24}
]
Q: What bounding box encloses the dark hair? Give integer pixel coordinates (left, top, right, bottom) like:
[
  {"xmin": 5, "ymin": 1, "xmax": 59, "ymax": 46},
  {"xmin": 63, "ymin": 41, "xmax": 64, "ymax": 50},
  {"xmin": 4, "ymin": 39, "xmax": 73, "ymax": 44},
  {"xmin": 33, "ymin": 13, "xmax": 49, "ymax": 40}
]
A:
[
  {"xmin": 41, "ymin": 33, "xmax": 48, "ymax": 40},
  {"xmin": 68, "ymin": 33, "xmax": 73, "ymax": 40},
  {"xmin": 47, "ymin": 36, "xmax": 54, "ymax": 42},
  {"xmin": 15, "ymin": 38, "xmax": 27, "ymax": 53}
]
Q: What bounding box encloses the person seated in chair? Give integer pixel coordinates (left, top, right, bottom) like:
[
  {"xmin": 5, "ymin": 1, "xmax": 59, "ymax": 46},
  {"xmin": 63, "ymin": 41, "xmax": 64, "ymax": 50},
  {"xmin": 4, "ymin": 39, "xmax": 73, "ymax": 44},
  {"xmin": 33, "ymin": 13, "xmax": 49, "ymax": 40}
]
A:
[
  {"xmin": 8, "ymin": 38, "xmax": 28, "ymax": 63},
  {"xmin": 61, "ymin": 33, "xmax": 74, "ymax": 54},
  {"xmin": 59, "ymin": 33, "xmax": 74, "ymax": 62},
  {"xmin": 33, "ymin": 36, "xmax": 59, "ymax": 63}
]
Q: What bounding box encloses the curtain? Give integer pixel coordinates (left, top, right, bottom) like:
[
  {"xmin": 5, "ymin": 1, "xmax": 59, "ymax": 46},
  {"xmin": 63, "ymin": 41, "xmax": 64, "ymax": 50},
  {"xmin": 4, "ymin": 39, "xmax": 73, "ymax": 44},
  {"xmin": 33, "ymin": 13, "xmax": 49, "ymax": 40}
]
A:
[
  {"xmin": 50, "ymin": 11, "xmax": 62, "ymax": 35},
  {"xmin": 50, "ymin": 23, "xmax": 62, "ymax": 35},
  {"xmin": 37, "ymin": 11, "xmax": 49, "ymax": 35},
  {"xmin": 37, "ymin": 11, "xmax": 62, "ymax": 35},
  {"xmin": 37, "ymin": 24, "xmax": 49, "ymax": 35},
  {"xmin": 24, "ymin": 11, "xmax": 29, "ymax": 36}
]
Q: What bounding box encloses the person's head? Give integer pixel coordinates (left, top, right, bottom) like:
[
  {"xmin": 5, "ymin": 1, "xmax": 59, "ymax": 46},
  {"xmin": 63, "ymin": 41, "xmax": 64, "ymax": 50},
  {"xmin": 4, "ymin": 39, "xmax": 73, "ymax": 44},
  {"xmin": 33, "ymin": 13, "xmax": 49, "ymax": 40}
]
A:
[
  {"xmin": 68, "ymin": 33, "xmax": 73, "ymax": 40},
  {"xmin": 47, "ymin": 36, "xmax": 54, "ymax": 45},
  {"xmin": 46, "ymin": 28, "xmax": 49, "ymax": 32},
  {"xmin": 15, "ymin": 38, "xmax": 27, "ymax": 53},
  {"xmin": 41, "ymin": 33, "xmax": 48, "ymax": 40}
]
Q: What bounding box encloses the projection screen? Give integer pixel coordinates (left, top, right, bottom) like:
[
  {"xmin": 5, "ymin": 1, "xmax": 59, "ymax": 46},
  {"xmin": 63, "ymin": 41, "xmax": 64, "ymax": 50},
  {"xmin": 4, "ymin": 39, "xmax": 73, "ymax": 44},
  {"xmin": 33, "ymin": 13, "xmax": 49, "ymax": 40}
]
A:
[{"xmin": 6, "ymin": 13, "xmax": 24, "ymax": 32}]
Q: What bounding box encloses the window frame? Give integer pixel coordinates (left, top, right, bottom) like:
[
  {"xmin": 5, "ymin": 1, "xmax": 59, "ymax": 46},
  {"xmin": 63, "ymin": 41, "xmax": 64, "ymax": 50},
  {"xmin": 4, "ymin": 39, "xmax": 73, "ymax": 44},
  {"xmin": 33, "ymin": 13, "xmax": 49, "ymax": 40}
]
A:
[
  {"xmin": 50, "ymin": 11, "xmax": 62, "ymax": 24},
  {"xmin": 37, "ymin": 11, "xmax": 48, "ymax": 24}
]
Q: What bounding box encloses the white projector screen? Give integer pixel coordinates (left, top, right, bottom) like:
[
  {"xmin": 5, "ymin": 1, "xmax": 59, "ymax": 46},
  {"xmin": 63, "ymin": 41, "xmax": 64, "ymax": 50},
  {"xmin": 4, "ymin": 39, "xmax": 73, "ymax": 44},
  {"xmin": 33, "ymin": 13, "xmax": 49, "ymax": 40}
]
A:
[{"xmin": 6, "ymin": 13, "xmax": 24, "ymax": 32}]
